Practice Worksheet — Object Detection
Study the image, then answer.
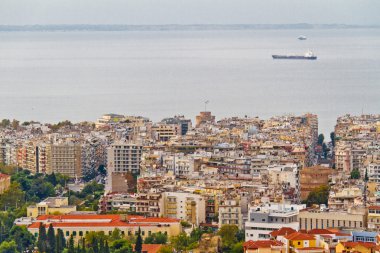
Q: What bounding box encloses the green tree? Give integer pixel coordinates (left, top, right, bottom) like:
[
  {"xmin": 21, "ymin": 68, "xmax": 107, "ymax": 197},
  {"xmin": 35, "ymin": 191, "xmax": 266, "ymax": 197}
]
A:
[
  {"xmin": 0, "ymin": 240, "xmax": 18, "ymax": 253},
  {"xmin": 9, "ymin": 225, "xmax": 35, "ymax": 252},
  {"xmin": 56, "ymin": 228, "xmax": 66, "ymax": 253},
  {"xmin": 135, "ymin": 227, "xmax": 143, "ymax": 253},
  {"xmin": 110, "ymin": 228, "xmax": 122, "ymax": 241},
  {"xmin": 231, "ymin": 242, "xmax": 244, "ymax": 253},
  {"xmin": 330, "ymin": 132, "xmax": 335, "ymax": 147},
  {"xmin": 157, "ymin": 246, "xmax": 173, "ymax": 253},
  {"xmin": 68, "ymin": 235, "xmax": 75, "ymax": 253},
  {"xmin": 104, "ymin": 241, "xmax": 110, "ymax": 253},
  {"xmin": 47, "ymin": 224, "xmax": 55, "ymax": 253},
  {"xmin": 37, "ymin": 223, "xmax": 47, "ymax": 253},
  {"xmin": 218, "ymin": 225, "xmax": 239, "ymax": 250},
  {"xmin": 305, "ymin": 185, "xmax": 330, "ymax": 207},
  {"xmin": 143, "ymin": 232, "xmax": 167, "ymax": 244},
  {"xmin": 99, "ymin": 238, "xmax": 105, "ymax": 253},
  {"xmin": 365, "ymin": 168, "xmax": 369, "ymax": 182},
  {"xmin": 318, "ymin": 134, "xmax": 325, "ymax": 145},
  {"xmin": 351, "ymin": 168, "xmax": 360, "ymax": 179}
]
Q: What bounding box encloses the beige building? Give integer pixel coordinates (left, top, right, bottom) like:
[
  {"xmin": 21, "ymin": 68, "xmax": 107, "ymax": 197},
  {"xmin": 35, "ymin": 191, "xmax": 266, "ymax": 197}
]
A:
[
  {"xmin": 163, "ymin": 192, "xmax": 206, "ymax": 226},
  {"xmin": 51, "ymin": 144, "xmax": 82, "ymax": 177},
  {"xmin": 27, "ymin": 197, "xmax": 76, "ymax": 218},
  {"xmin": 28, "ymin": 214, "xmax": 181, "ymax": 242},
  {"xmin": 367, "ymin": 206, "xmax": 380, "ymax": 231},
  {"xmin": 298, "ymin": 208, "xmax": 366, "ymax": 231},
  {"xmin": 195, "ymin": 111, "xmax": 215, "ymax": 127},
  {"xmin": 218, "ymin": 199, "xmax": 243, "ymax": 229},
  {"xmin": 0, "ymin": 173, "xmax": 11, "ymax": 194}
]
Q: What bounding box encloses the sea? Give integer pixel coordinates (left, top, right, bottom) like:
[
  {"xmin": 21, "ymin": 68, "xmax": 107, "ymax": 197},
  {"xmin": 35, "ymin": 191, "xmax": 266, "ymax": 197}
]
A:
[{"xmin": 0, "ymin": 28, "xmax": 380, "ymax": 135}]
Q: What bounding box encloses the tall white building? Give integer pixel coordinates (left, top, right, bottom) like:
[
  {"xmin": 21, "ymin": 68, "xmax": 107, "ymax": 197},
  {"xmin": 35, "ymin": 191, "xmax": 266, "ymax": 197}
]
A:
[
  {"xmin": 245, "ymin": 203, "xmax": 305, "ymax": 241},
  {"xmin": 162, "ymin": 192, "xmax": 206, "ymax": 226},
  {"xmin": 107, "ymin": 142, "xmax": 143, "ymax": 174}
]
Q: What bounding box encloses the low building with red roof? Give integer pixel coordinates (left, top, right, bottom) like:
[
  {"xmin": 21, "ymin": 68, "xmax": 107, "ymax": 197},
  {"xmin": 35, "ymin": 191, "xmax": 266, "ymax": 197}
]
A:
[
  {"xmin": 243, "ymin": 240, "xmax": 285, "ymax": 253},
  {"xmin": 27, "ymin": 213, "xmax": 181, "ymax": 242},
  {"xmin": 336, "ymin": 241, "xmax": 378, "ymax": 253}
]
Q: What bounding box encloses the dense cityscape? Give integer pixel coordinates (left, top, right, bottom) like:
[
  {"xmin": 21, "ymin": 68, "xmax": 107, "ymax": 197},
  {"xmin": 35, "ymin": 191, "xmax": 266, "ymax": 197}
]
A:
[{"xmin": 0, "ymin": 112, "xmax": 379, "ymax": 252}]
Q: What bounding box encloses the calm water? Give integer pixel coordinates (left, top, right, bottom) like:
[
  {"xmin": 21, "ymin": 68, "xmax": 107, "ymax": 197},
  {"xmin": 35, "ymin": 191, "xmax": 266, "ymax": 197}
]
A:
[{"xmin": 0, "ymin": 29, "xmax": 380, "ymax": 135}]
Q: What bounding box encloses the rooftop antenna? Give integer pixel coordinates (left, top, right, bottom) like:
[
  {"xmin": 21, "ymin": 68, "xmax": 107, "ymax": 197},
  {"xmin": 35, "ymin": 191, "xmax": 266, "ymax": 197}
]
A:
[{"xmin": 204, "ymin": 100, "xmax": 209, "ymax": 112}]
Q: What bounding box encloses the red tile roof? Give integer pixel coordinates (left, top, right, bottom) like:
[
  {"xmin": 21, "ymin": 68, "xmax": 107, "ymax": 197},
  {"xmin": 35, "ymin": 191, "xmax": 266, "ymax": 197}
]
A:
[
  {"xmin": 368, "ymin": 206, "xmax": 380, "ymax": 210},
  {"xmin": 243, "ymin": 240, "xmax": 284, "ymax": 249},
  {"xmin": 340, "ymin": 242, "xmax": 377, "ymax": 249},
  {"xmin": 285, "ymin": 232, "xmax": 315, "ymax": 241},
  {"xmin": 132, "ymin": 244, "xmax": 162, "ymax": 253},
  {"xmin": 307, "ymin": 229, "xmax": 334, "ymax": 235},
  {"xmin": 270, "ymin": 227, "xmax": 297, "ymax": 237}
]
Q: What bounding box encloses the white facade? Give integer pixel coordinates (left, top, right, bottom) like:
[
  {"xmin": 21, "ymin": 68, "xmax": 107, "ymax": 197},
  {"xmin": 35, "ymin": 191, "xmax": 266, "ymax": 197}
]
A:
[
  {"xmin": 268, "ymin": 164, "xmax": 299, "ymax": 189},
  {"xmin": 218, "ymin": 199, "xmax": 243, "ymax": 229},
  {"xmin": 162, "ymin": 192, "xmax": 205, "ymax": 226},
  {"xmin": 245, "ymin": 203, "xmax": 305, "ymax": 241},
  {"xmin": 107, "ymin": 142, "xmax": 143, "ymax": 174}
]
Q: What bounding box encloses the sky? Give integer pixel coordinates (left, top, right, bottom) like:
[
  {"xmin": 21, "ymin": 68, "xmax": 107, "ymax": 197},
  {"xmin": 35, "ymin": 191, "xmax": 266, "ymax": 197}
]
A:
[{"xmin": 0, "ymin": 0, "xmax": 379, "ymax": 26}]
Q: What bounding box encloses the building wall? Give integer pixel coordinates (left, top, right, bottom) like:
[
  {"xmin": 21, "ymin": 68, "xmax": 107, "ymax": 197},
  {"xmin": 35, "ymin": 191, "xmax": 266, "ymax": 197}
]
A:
[{"xmin": 298, "ymin": 210, "xmax": 366, "ymax": 231}]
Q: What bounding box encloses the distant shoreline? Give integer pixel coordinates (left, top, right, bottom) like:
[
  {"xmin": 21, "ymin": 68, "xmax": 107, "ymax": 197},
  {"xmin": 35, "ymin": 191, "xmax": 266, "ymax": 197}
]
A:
[{"xmin": 0, "ymin": 24, "xmax": 379, "ymax": 32}]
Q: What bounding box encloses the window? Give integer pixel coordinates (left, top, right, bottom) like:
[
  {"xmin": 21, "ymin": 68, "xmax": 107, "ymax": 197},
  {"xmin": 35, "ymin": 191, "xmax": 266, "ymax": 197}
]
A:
[
  {"xmin": 79, "ymin": 231, "xmax": 83, "ymax": 236},
  {"xmin": 73, "ymin": 231, "xmax": 77, "ymax": 236},
  {"xmin": 298, "ymin": 242, "xmax": 301, "ymax": 245},
  {"xmin": 66, "ymin": 231, "xmax": 70, "ymax": 236}
]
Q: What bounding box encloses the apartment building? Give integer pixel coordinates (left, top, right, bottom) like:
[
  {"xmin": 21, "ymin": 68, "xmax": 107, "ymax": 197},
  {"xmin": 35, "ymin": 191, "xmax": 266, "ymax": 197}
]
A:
[
  {"xmin": 107, "ymin": 142, "xmax": 143, "ymax": 174},
  {"xmin": 151, "ymin": 123, "xmax": 181, "ymax": 142},
  {"xmin": 162, "ymin": 192, "xmax": 206, "ymax": 226},
  {"xmin": 367, "ymin": 206, "xmax": 380, "ymax": 231},
  {"xmin": 245, "ymin": 203, "xmax": 305, "ymax": 241},
  {"xmin": 51, "ymin": 143, "xmax": 82, "ymax": 177},
  {"xmin": 218, "ymin": 199, "xmax": 243, "ymax": 229}
]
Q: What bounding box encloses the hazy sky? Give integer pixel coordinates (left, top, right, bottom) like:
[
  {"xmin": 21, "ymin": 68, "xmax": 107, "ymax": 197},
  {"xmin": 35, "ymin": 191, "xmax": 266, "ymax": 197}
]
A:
[{"xmin": 0, "ymin": 0, "xmax": 379, "ymax": 25}]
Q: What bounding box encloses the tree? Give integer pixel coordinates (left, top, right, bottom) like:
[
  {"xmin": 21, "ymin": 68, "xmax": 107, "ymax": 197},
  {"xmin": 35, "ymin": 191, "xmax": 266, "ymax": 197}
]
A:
[
  {"xmin": 318, "ymin": 134, "xmax": 325, "ymax": 145},
  {"xmin": 99, "ymin": 238, "xmax": 105, "ymax": 253},
  {"xmin": 330, "ymin": 132, "xmax": 335, "ymax": 147},
  {"xmin": 305, "ymin": 185, "xmax": 330, "ymax": 207},
  {"xmin": 143, "ymin": 232, "xmax": 168, "ymax": 244},
  {"xmin": 218, "ymin": 225, "xmax": 239, "ymax": 250},
  {"xmin": 11, "ymin": 119, "xmax": 19, "ymax": 130},
  {"xmin": 351, "ymin": 168, "xmax": 360, "ymax": 179},
  {"xmin": 110, "ymin": 228, "xmax": 122, "ymax": 241},
  {"xmin": 56, "ymin": 229, "xmax": 66, "ymax": 253},
  {"xmin": 365, "ymin": 168, "xmax": 369, "ymax": 182},
  {"xmin": 37, "ymin": 223, "xmax": 47, "ymax": 253},
  {"xmin": 135, "ymin": 227, "xmax": 143, "ymax": 253},
  {"xmin": 9, "ymin": 225, "xmax": 35, "ymax": 252},
  {"xmin": 231, "ymin": 242, "xmax": 244, "ymax": 253},
  {"xmin": 157, "ymin": 246, "xmax": 173, "ymax": 253},
  {"xmin": 68, "ymin": 235, "xmax": 75, "ymax": 253},
  {"xmin": 47, "ymin": 224, "xmax": 55, "ymax": 253},
  {"xmin": 104, "ymin": 241, "xmax": 110, "ymax": 253},
  {"xmin": 0, "ymin": 240, "xmax": 18, "ymax": 253}
]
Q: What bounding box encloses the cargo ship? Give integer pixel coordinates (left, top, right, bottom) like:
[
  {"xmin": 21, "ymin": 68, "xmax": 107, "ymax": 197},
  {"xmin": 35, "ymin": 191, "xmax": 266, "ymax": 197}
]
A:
[{"xmin": 272, "ymin": 51, "xmax": 317, "ymax": 60}]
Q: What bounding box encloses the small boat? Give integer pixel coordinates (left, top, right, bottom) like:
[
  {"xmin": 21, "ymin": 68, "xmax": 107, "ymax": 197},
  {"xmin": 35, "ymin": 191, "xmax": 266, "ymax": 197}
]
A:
[
  {"xmin": 298, "ymin": 35, "xmax": 307, "ymax": 40},
  {"xmin": 272, "ymin": 51, "xmax": 317, "ymax": 60}
]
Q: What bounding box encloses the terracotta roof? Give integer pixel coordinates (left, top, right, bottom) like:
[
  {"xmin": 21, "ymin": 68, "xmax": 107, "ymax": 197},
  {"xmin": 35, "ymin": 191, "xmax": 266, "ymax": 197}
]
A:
[
  {"xmin": 28, "ymin": 221, "xmax": 167, "ymax": 229},
  {"xmin": 368, "ymin": 206, "xmax": 380, "ymax": 210},
  {"xmin": 243, "ymin": 240, "xmax": 283, "ymax": 249},
  {"xmin": 132, "ymin": 244, "xmax": 162, "ymax": 253},
  {"xmin": 0, "ymin": 173, "xmax": 10, "ymax": 179},
  {"xmin": 270, "ymin": 227, "xmax": 297, "ymax": 237},
  {"xmin": 307, "ymin": 229, "xmax": 334, "ymax": 235},
  {"xmin": 37, "ymin": 214, "xmax": 121, "ymax": 220},
  {"xmin": 340, "ymin": 242, "xmax": 377, "ymax": 249},
  {"xmin": 285, "ymin": 232, "xmax": 315, "ymax": 241}
]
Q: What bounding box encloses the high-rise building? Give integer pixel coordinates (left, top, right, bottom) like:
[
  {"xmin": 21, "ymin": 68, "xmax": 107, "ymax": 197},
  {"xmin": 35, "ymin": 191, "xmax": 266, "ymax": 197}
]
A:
[
  {"xmin": 51, "ymin": 144, "xmax": 82, "ymax": 177},
  {"xmin": 107, "ymin": 142, "xmax": 143, "ymax": 174}
]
